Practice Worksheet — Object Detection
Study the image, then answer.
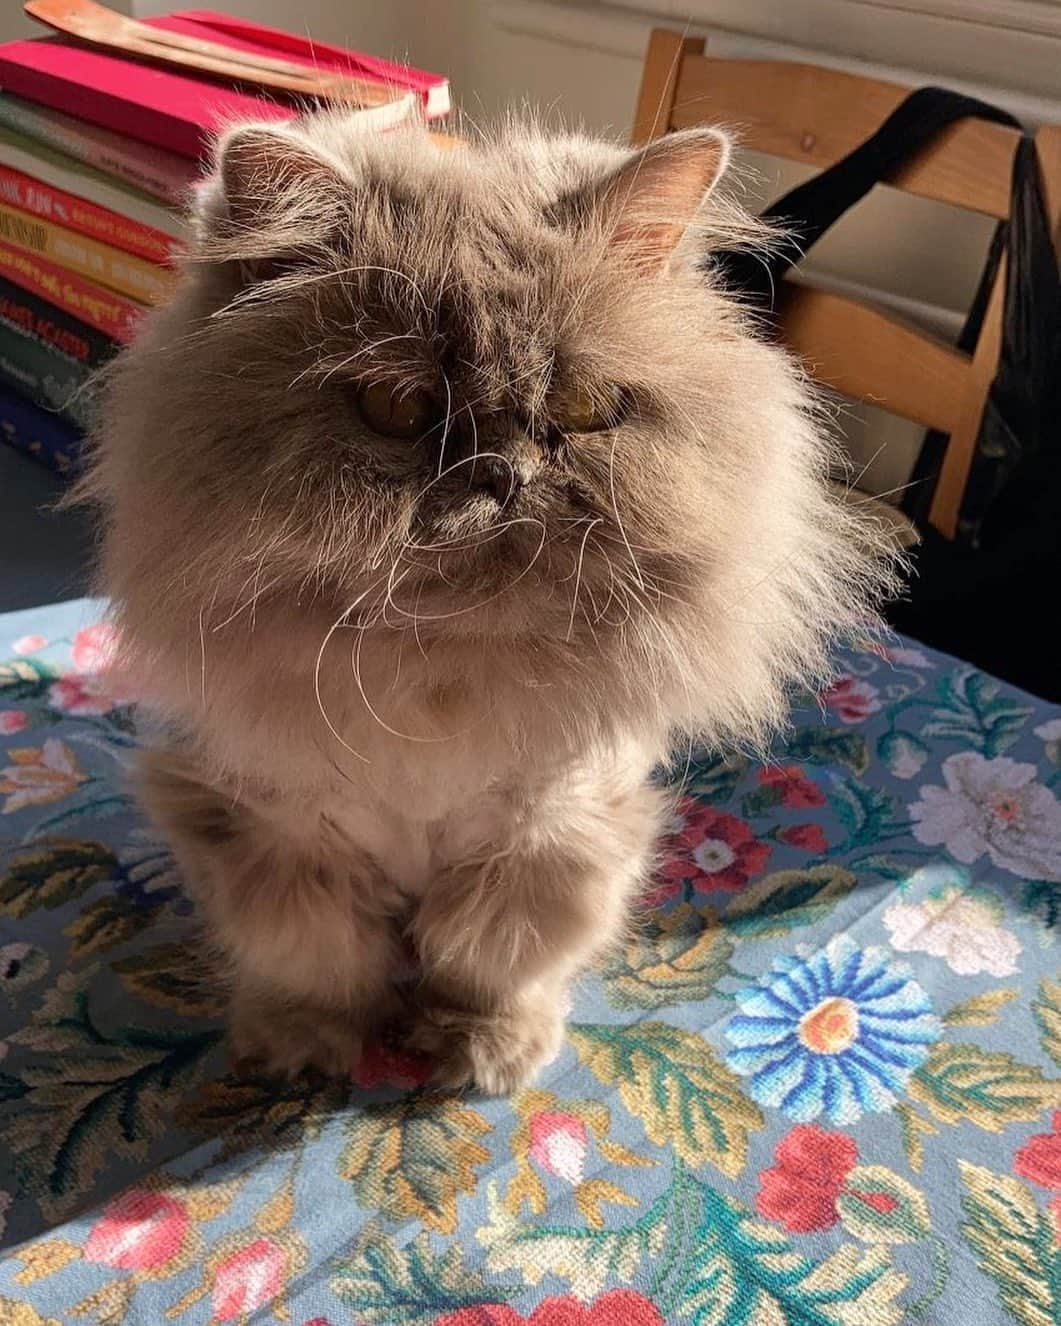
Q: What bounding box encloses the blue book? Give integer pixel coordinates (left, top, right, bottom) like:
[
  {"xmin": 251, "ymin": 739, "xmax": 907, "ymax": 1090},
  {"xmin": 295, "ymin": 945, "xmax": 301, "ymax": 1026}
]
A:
[{"xmin": 0, "ymin": 379, "xmax": 83, "ymax": 474}]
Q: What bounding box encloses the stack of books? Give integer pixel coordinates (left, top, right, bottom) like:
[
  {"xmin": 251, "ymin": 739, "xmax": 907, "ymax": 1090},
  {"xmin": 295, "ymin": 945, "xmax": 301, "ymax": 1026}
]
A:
[{"xmin": 0, "ymin": 7, "xmax": 449, "ymax": 472}]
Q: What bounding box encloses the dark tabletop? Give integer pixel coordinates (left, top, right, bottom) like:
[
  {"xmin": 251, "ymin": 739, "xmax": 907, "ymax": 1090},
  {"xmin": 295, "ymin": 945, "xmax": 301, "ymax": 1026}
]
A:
[{"xmin": 0, "ymin": 447, "xmax": 94, "ymax": 611}]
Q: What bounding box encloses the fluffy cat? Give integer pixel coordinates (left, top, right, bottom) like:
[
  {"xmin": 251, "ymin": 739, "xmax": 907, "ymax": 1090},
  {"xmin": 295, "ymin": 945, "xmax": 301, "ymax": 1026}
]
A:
[{"xmin": 81, "ymin": 114, "xmax": 898, "ymax": 1093}]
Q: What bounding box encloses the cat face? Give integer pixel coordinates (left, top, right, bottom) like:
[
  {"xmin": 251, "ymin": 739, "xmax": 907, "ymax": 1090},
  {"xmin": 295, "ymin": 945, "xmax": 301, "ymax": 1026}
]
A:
[{"xmin": 135, "ymin": 119, "xmax": 751, "ymax": 636}]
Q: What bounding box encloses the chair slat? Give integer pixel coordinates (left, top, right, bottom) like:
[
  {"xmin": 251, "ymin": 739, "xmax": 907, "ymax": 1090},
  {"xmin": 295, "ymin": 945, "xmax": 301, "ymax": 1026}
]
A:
[
  {"xmin": 779, "ymin": 284, "xmax": 969, "ymax": 434},
  {"xmin": 671, "ymin": 57, "xmax": 1019, "ymax": 219}
]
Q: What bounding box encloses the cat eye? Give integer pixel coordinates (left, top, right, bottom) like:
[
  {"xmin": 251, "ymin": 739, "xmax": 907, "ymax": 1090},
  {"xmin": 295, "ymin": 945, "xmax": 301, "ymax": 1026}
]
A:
[
  {"xmin": 552, "ymin": 386, "xmax": 623, "ymax": 434},
  {"xmin": 355, "ymin": 382, "xmax": 436, "ymax": 440}
]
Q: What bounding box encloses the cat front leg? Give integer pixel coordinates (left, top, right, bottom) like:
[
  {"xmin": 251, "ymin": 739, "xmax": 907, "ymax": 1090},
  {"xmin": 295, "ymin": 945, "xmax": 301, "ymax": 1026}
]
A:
[
  {"xmin": 408, "ymin": 778, "xmax": 664, "ymax": 1094},
  {"xmin": 138, "ymin": 747, "xmax": 403, "ymax": 1079}
]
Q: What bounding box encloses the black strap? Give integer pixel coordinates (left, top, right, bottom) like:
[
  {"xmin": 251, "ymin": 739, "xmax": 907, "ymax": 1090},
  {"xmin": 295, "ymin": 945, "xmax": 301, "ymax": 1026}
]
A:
[
  {"xmin": 715, "ymin": 87, "xmax": 1020, "ymax": 311},
  {"xmin": 714, "ymin": 86, "xmax": 1060, "ymax": 547}
]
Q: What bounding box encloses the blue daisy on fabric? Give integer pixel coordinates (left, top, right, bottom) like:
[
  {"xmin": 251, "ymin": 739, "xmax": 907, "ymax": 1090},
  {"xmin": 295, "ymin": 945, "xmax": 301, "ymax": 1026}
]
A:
[{"xmin": 724, "ymin": 934, "xmax": 941, "ymax": 1124}]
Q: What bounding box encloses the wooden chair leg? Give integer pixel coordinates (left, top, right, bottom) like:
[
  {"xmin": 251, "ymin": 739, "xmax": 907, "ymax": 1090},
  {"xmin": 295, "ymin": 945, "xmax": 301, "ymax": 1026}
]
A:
[{"xmin": 928, "ymin": 254, "xmax": 1005, "ymax": 539}]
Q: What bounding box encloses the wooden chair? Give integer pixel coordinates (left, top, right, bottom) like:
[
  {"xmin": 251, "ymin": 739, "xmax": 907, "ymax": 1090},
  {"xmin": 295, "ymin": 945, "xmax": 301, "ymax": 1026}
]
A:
[{"xmin": 632, "ymin": 29, "xmax": 1061, "ymax": 542}]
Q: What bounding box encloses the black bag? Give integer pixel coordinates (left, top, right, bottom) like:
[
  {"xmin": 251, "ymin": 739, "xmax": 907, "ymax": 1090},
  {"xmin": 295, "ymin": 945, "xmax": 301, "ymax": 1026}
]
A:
[{"xmin": 714, "ymin": 88, "xmax": 1061, "ymax": 700}]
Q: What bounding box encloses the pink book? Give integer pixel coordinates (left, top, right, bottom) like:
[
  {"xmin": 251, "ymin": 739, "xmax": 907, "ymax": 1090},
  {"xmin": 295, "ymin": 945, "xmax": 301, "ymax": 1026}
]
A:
[{"xmin": 0, "ymin": 9, "xmax": 450, "ymax": 161}]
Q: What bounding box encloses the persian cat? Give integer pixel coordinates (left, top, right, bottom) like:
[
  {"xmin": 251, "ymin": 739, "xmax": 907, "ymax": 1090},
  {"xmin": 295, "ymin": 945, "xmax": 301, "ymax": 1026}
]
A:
[{"xmin": 82, "ymin": 114, "xmax": 897, "ymax": 1093}]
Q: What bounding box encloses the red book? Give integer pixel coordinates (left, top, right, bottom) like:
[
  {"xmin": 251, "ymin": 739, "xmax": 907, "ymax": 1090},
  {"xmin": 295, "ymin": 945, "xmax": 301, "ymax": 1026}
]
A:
[
  {"xmin": 0, "ymin": 162, "xmax": 178, "ymax": 266},
  {"xmin": 0, "ymin": 238, "xmax": 142, "ymax": 343},
  {"xmin": 0, "ymin": 10, "xmax": 450, "ymax": 161}
]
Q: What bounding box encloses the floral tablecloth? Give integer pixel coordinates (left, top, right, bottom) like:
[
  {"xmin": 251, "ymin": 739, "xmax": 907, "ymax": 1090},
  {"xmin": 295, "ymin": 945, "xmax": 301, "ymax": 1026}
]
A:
[{"xmin": 1, "ymin": 598, "xmax": 1060, "ymax": 1326}]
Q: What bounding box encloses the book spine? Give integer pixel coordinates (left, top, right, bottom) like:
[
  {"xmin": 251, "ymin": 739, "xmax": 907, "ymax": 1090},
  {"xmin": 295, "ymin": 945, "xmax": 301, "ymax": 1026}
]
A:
[
  {"xmin": 0, "ymin": 278, "xmax": 118, "ymax": 370},
  {"xmin": 0, "ymin": 381, "xmax": 82, "ymax": 473},
  {"xmin": 0, "ymin": 240, "xmax": 142, "ymax": 344},
  {"xmin": 0, "ymin": 314, "xmax": 99, "ymax": 431},
  {"xmin": 0, "ymin": 164, "xmax": 177, "ymax": 267},
  {"xmin": 0, "ymin": 203, "xmax": 174, "ymax": 305},
  {"xmin": 0, "ymin": 96, "xmax": 192, "ymax": 205}
]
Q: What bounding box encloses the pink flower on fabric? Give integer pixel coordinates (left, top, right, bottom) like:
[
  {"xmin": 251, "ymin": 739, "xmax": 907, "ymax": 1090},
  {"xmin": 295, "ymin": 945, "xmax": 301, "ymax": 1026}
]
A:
[
  {"xmin": 212, "ymin": 1237, "xmax": 288, "ymax": 1321},
  {"xmin": 435, "ymin": 1290, "xmax": 665, "ymax": 1325},
  {"xmin": 84, "ymin": 1190, "xmax": 190, "ymax": 1272},
  {"xmin": 756, "ymin": 1125, "xmax": 859, "ymax": 1232},
  {"xmin": 655, "ymin": 798, "xmax": 771, "ymax": 897},
  {"xmin": 71, "ymin": 622, "xmax": 119, "ymax": 674},
  {"xmin": 1014, "ymin": 1113, "xmax": 1061, "ymax": 1245},
  {"xmin": 528, "ymin": 1111, "xmax": 588, "ymax": 1184},
  {"xmin": 779, "ymin": 823, "xmax": 829, "ymax": 853},
  {"xmin": 49, "ymin": 676, "xmax": 118, "ymax": 716},
  {"xmin": 11, "ymin": 634, "xmax": 47, "ymax": 656},
  {"xmin": 759, "ymin": 765, "xmax": 826, "ymax": 808},
  {"xmin": 821, "ymin": 676, "xmax": 882, "ymax": 724},
  {"xmin": 1015, "ymin": 1113, "xmax": 1061, "ymax": 1190},
  {"xmin": 351, "ymin": 1043, "xmax": 432, "ymax": 1089},
  {"xmin": 0, "ymin": 711, "xmax": 27, "ymax": 735}
]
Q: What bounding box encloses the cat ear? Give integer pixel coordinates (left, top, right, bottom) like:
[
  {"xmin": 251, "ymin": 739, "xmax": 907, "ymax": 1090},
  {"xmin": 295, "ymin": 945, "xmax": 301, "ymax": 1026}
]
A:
[
  {"xmin": 567, "ymin": 128, "xmax": 731, "ymax": 274},
  {"xmin": 203, "ymin": 124, "xmax": 349, "ymax": 274},
  {"xmin": 218, "ymin": 125, "xmax": 346, "ymax": 229}
]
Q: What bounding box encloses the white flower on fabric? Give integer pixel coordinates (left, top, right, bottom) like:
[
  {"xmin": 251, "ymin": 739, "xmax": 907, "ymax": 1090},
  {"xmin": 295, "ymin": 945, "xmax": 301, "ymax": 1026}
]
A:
[
  {"xmin": 887, "ymin": 646, "xmax": 934, "ymax": 669},
  {"xmin": 884, "ymin": 872, "xmax": 1021, "ymax": 976},
  {"xmin": 909, "ymin": 752, "xmax": 1061, "ymax": 881},
  {"xmin": 10, "ymin": 634, "xmax": 46, "ymax": 656}
]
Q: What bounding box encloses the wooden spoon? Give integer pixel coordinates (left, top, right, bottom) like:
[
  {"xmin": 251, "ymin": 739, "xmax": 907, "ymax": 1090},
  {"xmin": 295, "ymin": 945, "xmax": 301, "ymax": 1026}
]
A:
[{"xmin": 24, "ymin": 0, "xmax": 399, "ymax": 106}]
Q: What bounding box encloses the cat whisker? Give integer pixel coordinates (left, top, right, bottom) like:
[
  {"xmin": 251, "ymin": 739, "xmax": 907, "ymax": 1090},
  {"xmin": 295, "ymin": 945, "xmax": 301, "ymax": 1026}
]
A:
[
  {"xmin": 466, "ymin": 394, "xmax": 480, "ymax": 465},
  {"xmin": 312, "ymin": 334, "xmax": 421, "ymax": 389},
  {"xmin": 350, "ymin": 614, "xmax": 479, "ymax": 745},
  {"xmin": 447, "ymin": 359, "xmax": 550, "ymax": 424},
  {"xmin": 197, "ymin": 606, "xmax": 207, "ymax": 707},
  {"xmin": 850, "ymin": 479, "xmax": 922, "ymax": 506},
  {"xmin": 407, "ymin": 518, "xmax": 544, "ymax": 555},
  {"xmin": 387, "ymin": 519, "xmax": 547, "ymax": 624},
  {"xmin": 836, "ymin": 440, "xmax": 887, "ymax": 497},
  {"xmin": 566, "ymin": 518, "xmax": 602, "ymax": 641},
  {"xmin": 607, "ymin": 432, "xmax": 648, "ymax": 593},
  {"xmin": 436, "ymin": 374, "xmax": 454, "ymax": 478},
  {"xmin": 312, "ymin": 578, "xmax": 392, "ymax": 764},
  {"xmin": 215, "ymin": 262, "xmax": 433, "ymax": 320},
  {"xmin": 407, "ymin": 450, "xmax": 515, "ymax": 514},
  {"xmin": 210, "ymin": 568, "xmax": 285, "ymax": 633}
]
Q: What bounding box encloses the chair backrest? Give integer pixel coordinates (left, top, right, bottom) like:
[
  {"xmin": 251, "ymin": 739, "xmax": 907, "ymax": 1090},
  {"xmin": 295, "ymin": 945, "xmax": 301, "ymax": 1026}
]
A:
[{"xmin": 632, "ymin": 29, "xmax": 1061, "ymax": 538}]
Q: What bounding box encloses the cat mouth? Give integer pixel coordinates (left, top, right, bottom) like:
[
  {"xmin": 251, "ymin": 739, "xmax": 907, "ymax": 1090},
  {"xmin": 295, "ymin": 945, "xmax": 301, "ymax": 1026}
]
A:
[{"xmin": 414, "ymin": 483, "xmax": 553, "ymax": 555}]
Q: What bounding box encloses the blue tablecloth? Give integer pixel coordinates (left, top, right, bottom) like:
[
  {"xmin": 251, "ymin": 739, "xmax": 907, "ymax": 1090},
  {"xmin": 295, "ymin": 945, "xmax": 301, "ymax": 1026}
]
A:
[{"xmin": 0, "ymin": 598, "xmax": 1059, "ymax": 1325}]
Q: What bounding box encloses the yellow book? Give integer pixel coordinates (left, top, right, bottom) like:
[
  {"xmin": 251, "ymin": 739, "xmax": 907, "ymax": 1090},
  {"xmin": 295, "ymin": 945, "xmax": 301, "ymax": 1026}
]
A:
[{"xmin": 0, "ymin": 201, "xmax": 174, "ymax": 305}]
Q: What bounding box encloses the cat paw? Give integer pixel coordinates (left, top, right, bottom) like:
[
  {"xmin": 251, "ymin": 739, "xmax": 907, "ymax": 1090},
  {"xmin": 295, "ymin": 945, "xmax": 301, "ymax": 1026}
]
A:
[
  {"xmin": 407, "ymin": 1001, "xmax": 565, "ymax": 1095},
  {"xmin": 229, "ymin": 1000, "xmax": 363, "ymax": 1080}
]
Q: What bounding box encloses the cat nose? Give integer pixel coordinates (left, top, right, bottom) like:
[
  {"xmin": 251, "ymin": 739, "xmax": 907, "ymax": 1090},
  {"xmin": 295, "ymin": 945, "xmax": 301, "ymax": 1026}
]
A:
[
  {"xmin": 470, "ymin": 448, "xmax": 541, "ymax": 505},
  {"xmin": 472, "ymin": 457, "xmax": 515, "ymax": 503}
]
